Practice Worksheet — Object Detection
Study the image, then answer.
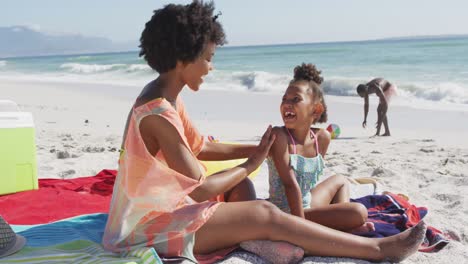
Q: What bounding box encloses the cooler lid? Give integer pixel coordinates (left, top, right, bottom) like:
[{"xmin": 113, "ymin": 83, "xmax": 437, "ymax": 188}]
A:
[
  {"xmin": 0, "ymin": 112, "xmax": 34, "ymax": 128},
  {"xmin": 0, "ymin": 100, "xmax": 20, "ymax": 112}
]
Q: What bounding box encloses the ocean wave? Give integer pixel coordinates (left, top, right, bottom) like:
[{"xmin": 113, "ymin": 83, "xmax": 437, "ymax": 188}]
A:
[
  {"xmin": 60, "ymin": 63, "xmax": 125, "ymax": 73},
  {"xmin": 70, "ymin": 56, "xmax": 92, "ymax": 61},
  {"xmin": 60, "ymin": 63, "xmax": 151, "ymax": 74},
  {"xmin": 2, "ymin": 65, "xmax": 468, "ymax": 104},
  {"xmin": 398, "ymin": 82, "xmax": 468, "ymax": 104},
  {"xmin": 126, "ymin": 64, "xmax": 151, "ymax": 72},
  {"xmin": 231, "ymin": 71, "xmax": 290, "ymax": 92},
  {"xmin": 205, "ymin": 71, "xmax": 361, "ymax": 96},
  {"xmin": 205, "ymin": 71, "xmax": 468, "ymax": 104},
  {"xmin": 202, "ymin": 70, "xmax": 289, "ymax": 92},
  {"xmin": 0, "ymin": 61, "xmax": 6, "ymax": 67}
]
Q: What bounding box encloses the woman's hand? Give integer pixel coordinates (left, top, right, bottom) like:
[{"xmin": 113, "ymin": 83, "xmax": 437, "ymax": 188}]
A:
[{"xmin": 245, "ymin": 125, "xmax": 276, "ymax": 172}]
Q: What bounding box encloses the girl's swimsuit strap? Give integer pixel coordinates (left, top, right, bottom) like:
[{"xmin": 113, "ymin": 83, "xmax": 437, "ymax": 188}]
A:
[
  {"xmin": 284, "ymin": 127, "xmax": 297, "ymax": 154},
  {"xmin": 285, "ymin": 127, "xmax": 320, "ymax": 156},
  {"xmin": 310, "ymin": 129, "xmax": 320, "ymax": 154}
]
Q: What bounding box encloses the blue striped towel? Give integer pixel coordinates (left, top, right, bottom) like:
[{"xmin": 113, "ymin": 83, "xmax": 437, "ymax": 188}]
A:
[{"xmin": 5, "ymin": 213, "xmax": 162, "ymax": 264}]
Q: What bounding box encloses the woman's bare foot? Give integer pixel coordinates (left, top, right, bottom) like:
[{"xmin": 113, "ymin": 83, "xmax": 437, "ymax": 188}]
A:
[
  {"xmin": 376, "ymin": 221, "xmax": 426, "ymax": 262},
  {"xmin": 351, "ymin": 222, "xmax": 375, "ymax": 233}
]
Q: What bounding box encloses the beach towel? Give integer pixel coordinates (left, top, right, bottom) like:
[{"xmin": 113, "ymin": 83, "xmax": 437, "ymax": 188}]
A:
[
  {"xmin": 0, "ymin": 169, "xmax": 116, "ymax": 225},
  {"xmin": 351, "ymin": 193, "xmax": 451, "ymax": 252},
  {"xmin": 6, "ymin": 213, "xmax": 162, "ymax": 264}
]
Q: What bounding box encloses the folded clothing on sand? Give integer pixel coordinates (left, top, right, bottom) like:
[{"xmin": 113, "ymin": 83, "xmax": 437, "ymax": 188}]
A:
[{"xmin": 351, "ymin": 193, "xmax": 451, "ymax": 252}]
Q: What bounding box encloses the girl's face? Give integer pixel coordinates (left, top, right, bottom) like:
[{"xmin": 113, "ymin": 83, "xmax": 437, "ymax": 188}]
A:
[
  {"xmin": 181, "ymin": 42, "xmax": 216, "ymax": 91},
  {"xmin": 281, "ymin": 81, "xmax": 318, "ymax": 129}
]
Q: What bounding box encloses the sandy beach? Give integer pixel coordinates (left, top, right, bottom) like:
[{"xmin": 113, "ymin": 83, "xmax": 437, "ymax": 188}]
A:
[{"xmin": 1, "ymin": 78, "xmax": 468, "ymax": 263}]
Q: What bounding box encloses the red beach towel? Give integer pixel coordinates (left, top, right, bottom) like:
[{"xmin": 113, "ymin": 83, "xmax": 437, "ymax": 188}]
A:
[{"xmin": 0, "ymin": 169, "xmax": 116, "ymax": 225}]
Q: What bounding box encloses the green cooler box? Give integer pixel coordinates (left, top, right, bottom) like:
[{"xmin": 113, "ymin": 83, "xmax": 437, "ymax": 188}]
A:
[{"xmin": 0, "ymin": 110, "xmax": 38, "ymax": 195}]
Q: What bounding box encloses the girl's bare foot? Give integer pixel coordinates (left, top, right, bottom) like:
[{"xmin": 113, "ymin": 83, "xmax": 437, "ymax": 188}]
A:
[{"xmin": 377, "ymin": 221, "xmax": 426, "ymax": 262}]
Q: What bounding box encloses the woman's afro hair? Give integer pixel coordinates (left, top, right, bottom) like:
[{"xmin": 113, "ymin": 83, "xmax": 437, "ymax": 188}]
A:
[{"xmin": 139, "ymin": 0, "xmax": 226, "ymax": 73}]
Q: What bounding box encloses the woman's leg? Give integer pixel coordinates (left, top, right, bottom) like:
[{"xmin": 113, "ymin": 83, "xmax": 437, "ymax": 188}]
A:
[
  {"xmin": 304, "ymin": 175, "xmax": 368, "ymax": 230},
  {"xmin": 224, "ymin": 177, "xmax": 256, "ymax": 202},
  {"xmin": 194, "ymin": 200, "xmax": 426, "ymax": 262}
]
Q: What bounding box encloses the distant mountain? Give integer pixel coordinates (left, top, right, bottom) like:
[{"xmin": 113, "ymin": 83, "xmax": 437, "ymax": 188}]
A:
[{"xmin": 0, "ymin": 26, "xmax": 137, "ymax": 58}]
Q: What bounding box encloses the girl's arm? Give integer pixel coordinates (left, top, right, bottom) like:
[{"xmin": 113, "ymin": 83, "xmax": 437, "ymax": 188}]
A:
[
  {"xmin": 197, "ymin": 141, "xmax": 257, "ymax": 161},
  {"xmin": 140, "ymin": 115, "xmax": 274, "ymax": 202},
  {"xmin": 315, "ymin": 128, "xmax": 331, "ymax": 158},
  {"xmin": 270, "ymin": 127, "xmax": 304, "ymax": 218}
]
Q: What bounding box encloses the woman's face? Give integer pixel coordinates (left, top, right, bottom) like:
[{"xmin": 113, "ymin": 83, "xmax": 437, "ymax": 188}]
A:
[
  {"xmin": 281, "ymin": 81, "xmax": 315, "ymax": 129},
  {"xmin": 181, "ymin": 42, "xmax": 216, "ymax": 91}
]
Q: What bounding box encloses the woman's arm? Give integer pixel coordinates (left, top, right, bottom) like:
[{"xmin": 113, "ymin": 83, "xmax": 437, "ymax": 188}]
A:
[
  {"xmin": 270, "ymin": 127, "xmax": 304, "ymax": 218},
  {"xmin": 197, "ymin": 141, "xmax": 257, "ymax": 161},
  {"xmin": 140, "ymin": 115, "xmax": 274, "ymax": 202}
]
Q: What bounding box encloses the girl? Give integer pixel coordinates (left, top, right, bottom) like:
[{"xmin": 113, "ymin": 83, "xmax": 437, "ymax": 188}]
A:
[
  {"xmin": 103, "ymin": 1, "xmax": 425, "ymax": 263},
  {"xmin": 268, "ymin": 63, "xmax": 374, "ymax": 232}
]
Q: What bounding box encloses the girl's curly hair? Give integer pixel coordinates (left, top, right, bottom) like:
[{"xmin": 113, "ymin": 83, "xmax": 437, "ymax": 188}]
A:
[
  {"xmin": 139, "ymin": 0, "xmax": 226, "ymax": 73},
  {"xmin": 291, "ymin": 63, "xmax": 328, "ymax": 123}
]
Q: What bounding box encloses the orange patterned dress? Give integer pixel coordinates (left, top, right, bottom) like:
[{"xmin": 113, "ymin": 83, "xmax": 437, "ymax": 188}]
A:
[{"xmin": 103, "ymin": 97, "xmax": 221, "ymax": 262}]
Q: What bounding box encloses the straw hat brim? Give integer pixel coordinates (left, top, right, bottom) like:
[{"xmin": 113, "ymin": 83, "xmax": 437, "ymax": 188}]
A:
[{"xmin": 0, "ymin": 234, "xmax": 26, "ymax": 258}]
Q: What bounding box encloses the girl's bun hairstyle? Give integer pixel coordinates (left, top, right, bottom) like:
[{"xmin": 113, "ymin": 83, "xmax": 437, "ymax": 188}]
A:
[
  {"xmin": 293, "ymin": 63, "xmax": 323, "ymax": 84},
  {"xmin": 291, "ymin": 63, "xmax": 327, "ymax": 123}
]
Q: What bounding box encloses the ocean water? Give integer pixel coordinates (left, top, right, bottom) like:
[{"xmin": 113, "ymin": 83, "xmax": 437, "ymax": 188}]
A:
[{"xmin": 1, "ymin": 36, "xmax": 468, "ymax": 107}]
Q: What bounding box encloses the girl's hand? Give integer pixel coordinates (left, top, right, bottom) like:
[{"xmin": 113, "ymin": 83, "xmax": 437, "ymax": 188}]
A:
[{"xmin": 246, "ymin": 125, "xmax": 276, "ymax": 170}]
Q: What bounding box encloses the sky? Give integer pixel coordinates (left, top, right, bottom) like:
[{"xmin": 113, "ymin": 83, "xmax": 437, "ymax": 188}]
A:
[{"xmin": 2, "ymin": 0, "xmax": 468, "ymax": 46}]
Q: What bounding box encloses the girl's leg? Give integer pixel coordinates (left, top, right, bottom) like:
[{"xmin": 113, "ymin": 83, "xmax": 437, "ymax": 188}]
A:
[
  {"xmin": 224, "ymin": 177, "xmax": 256, "ymax": 202},
  {"xmin": 310, "ymin": 175, "xmax": 350, "ymax": 206},
  {"xmin": 194, "ymin": 200, "xmax": 426, "ymax": 262},
  {"xmin": 306, "ymin": 175, "xmax": 369, "ymax": 231},
  {"xmin": 305, "ymin": 203, "xmax": 369, "ymax": 231}
]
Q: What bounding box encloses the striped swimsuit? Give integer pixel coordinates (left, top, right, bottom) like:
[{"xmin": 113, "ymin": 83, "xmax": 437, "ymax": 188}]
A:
[
  {"xmin": 103, "ymin": 98, "xmax": 221, "ymax": 263},
  {"xmin": 267, "ymin": 127, "xmax": 325, "ymax": 213}
]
